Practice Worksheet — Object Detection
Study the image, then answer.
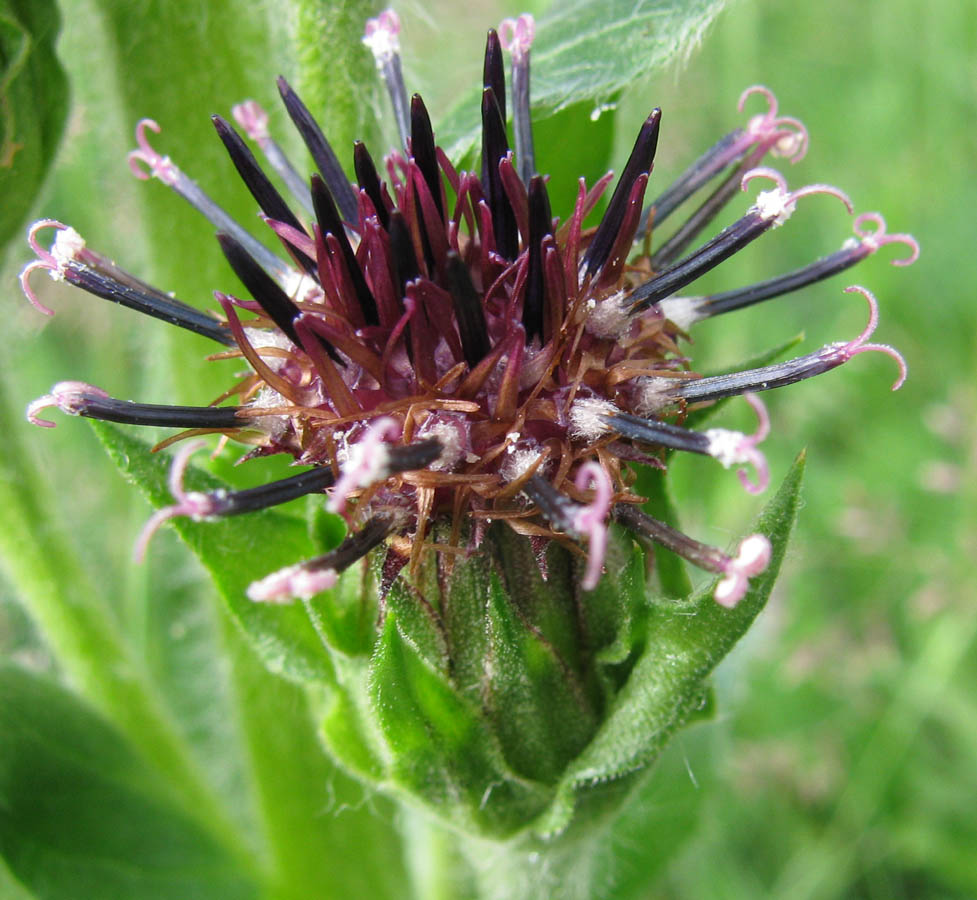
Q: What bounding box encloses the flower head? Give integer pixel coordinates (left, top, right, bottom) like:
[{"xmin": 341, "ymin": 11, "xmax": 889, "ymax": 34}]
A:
[{"xmin": 22, "ymin": 9, "xmax": 916, "ymax": 612}]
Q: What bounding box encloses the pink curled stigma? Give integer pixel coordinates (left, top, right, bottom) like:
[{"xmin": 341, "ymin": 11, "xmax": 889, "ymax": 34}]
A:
[
  {"xmin": 853, "ymin": 212, "xmax": 920, "ymax": 266},
  {"xmin": 133, "ymin": 440, "xmax": 219, "ymax": 562},
  {"xmin": 838, "ymin": 285, "xmax": 907, "ymax": 391},
  {"xmin": 704, "ymin": 393, "xmax": 770, "ymax": 495},
  {"xmin": 19, "ymin": 219, "xmax": 71, "ymax": 315},
  {"xmin": 498, "ymin": 14, "xmax": 536, "ymax": 62},
  {"xmin": 738, "ymin": 85, "xmax": 809, "ymax": 162},
  {"xmin": 714, "ymin": 534, "xmax": 772, "ymax": 608},
  {"xmin": 363, "ymin": 9, "xmax": 401, "ymax": 60},
  {"xmin": 232, "ymin": 100, "xmax": 270, "ymax": 143},
  {"xmin": 736, "ymin": 393, "xmax": 771, "ymax": 494},
  {"xmin": 127, "ymin": 119, "xmax": 179, "ymax": 185},
  {"xmin": 741, "ymin": 166, "xmax": 854, "ymax": 215},
  {"xmin": 26, "ymin": 381, "xmax": 109, "ymax": 428},
  {"xmin": 571, "ymin": 461, "xmax": 613, "ymax": 591}
]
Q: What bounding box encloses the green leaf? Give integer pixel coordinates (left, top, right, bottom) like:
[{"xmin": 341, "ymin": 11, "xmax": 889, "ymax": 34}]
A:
[
  {"xmin": 218, "ymin": 616, "xmax": 408, "ymax": 900},
  {"xmin": 308, "ymin": 499, "xmax": 348, "ymax": 552},
  {"xmin": 136, "ymin": 537, "xmax": 263, "ymax": 837},
  {"xmin": 369, "ymin": 614, "xmax": 551, "ymax": 837},
  {"xmin": 315, "ymin": 668, "xmax": 388, "ymax": 782},
  {"xmin": 0, "ymin": 665, "xmax": 260, "ymax": 899},
  {"xmin": 579, "ymin": 524, "xmax": 648, "ymax": 669},
  {"xmin": 487, "ymin": 525, "xmax": 581, "ymax": 672},
  {"xmin": 304, "ymin": 562, "xmax": 380, "ymax": 658},
  {"xmin": 439, "ymin": 538, "xmax": 493, "ymax": 694},
  {"xmin": 533, "ymin": 450, "xmax": 806, "ymax": 836},
  {"xmin": 0, "ymin": 857, "xmax": 34, "ymax": 900},
  {"xmin": 384, "ymin": 553, "xmax": 451, "ymax": 671},
  {"xmin": 0, "ymin": 388, "xmax": 250, "ymax": 854},
  {"xmin": 91, "ymin": 421, "xmax": 332, "ymax": 684},
  {"xmin": 484, "ymin": 573, "xmax": 598, "ymax": 784},
  {"xmin": 532, "ymin": 99, "xmax": 618, "ymax": 216},
  {"xmin": 530, "ymin": 0, "xmax": 729, "ymax": 113},
  {"xmin": 438, "ymin": 0, "xmax": 729, "ymax": 156},
  {"xmin": 0, "ymin": 0, "xmax": 68, "ymax": 252}
]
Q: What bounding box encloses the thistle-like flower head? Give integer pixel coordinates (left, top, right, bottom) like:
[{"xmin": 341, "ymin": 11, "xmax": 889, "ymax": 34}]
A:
[{"xmin": 22, "ymin": 10, "xmax": 917, "ymax": 610}]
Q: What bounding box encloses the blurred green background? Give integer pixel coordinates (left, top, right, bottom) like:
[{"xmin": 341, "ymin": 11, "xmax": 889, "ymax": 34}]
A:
[{"xmin": 2, "ymin": 0, "xmax": 975, "ymax": 897}]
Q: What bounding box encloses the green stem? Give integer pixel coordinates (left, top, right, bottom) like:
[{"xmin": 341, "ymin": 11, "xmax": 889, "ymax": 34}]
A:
[
  {"xmin": 459, "ymin": 828, "xmax": 614, "ymax": 900},
  {"xmin": 401, "ymin": 806, "xmax": 476, "ymax": 900},
  {"xmin": 288, "ymin": 0, "xmax": 383, "ymax": 161}
]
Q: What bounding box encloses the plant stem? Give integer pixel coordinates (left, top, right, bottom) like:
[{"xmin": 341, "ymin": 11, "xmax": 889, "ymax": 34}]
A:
[{"xmin": 401, "ymin": 806, "xmax": 477, "ymax": 900}]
